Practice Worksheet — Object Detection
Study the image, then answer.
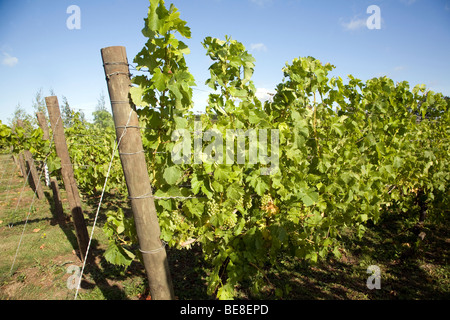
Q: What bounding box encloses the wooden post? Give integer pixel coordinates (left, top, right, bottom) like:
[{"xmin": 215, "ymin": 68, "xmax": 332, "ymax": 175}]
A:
[
  {"xmin": 36, "ymin": 111, "xmax": 65, "ymax": 221},
  {"xmin": 45, "ymin": 96, "xmax": 90, "ymax": 262},
  {"xmin": 36, "ymin": 112, "xmax": 50, "ymax": 187},
  {"xmin": 11, "ymin": 154, "xmax": 21, "ymax": 174},
  {"xmin": 50, "ymin": 177, "xmax": 65, "ymax": 224},
  {"xmin": 17, "ymin": 153, "xmax": 27, "ymax": 179},
  {"xmin": 15, "ymin": 120, "xmax": 44, "ymax": 199},
  {"xmin": 23, "ymin": 150, "xmax": 45, "ymax": 200},
  {"xmin": 101, "ymin": 46, "xmax": 175, "ymax": 300},
  {"xmin": 36, "ymin": 112, "xmax": 50, "ymax": 140}
]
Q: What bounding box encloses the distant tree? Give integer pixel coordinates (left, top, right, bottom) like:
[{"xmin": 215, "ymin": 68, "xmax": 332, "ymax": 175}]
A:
[
  {"xmin": 61, "ymin": 96, "xmax": 74, "ymax": 127},
  {"xmin": 8, "ymin": 103, "xmax": 35, "ymax": 134},
  {"xmin": 92, "ymin": 91, "xmax": 114, "ymax": 129},
  {"xmin": 78, "ymin": 109, "xmax": 87, "ymax": 124},
  {"xmin": 32, "ymin": 88, "xmax": 47, "ymax": 116},
  {"xmin": 96, "ymin": 91, "xmax": 107, "ymax": 111},
  {"xmin": 58, "ymin": 95, "xmax": 87, "ymax": 128}
]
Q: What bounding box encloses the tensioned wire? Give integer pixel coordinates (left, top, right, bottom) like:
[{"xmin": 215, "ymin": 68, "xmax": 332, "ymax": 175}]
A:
[
  {"xmin": 9, "ymin": 116, "xmax": 61, "ymax": 275},
  {"xmin": 74, "ymin": 108, "xmax": 134, "ymax": 300}
]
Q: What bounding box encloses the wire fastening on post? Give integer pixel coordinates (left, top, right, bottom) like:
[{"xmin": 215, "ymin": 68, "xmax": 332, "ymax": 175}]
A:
[
  {"xmin": 110, "ymin": 100, "xmax": 131, "ymax": 104},
  {"xmin": 128, "ymin": 192, "xmax": 153, "ymax": 200},
  {"xmin": 105, "ymin": 72, "xmax": 132, "ymax": 80},
  {"xmin": 119, "ymin": 150, "xmax": 145, "ymax": 156},
  {"xmin": 103, "ymin": 62, "xmax": 130, "ymax": 67},
  {"xmin": 115, "ymin": 125, "xmax": 141, "ymax": 129},
  {"xmin": 139, "ymin": 241, "xmax": 167, "ymax": 255}
]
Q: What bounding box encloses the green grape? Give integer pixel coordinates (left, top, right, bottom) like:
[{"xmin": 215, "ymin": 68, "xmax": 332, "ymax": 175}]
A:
[
  {"xmin": 207, "ymin": 199, "xmax": 220, "ymax": 216},
  {"xmin": 260, "ymin": 194, "xmax": 278, "ymax": 217},
  {"xmin": 245, "ymin": 196, "xmax": 253, "ymax": 210},
  {"xmin": 237, "ymin": 196, "xmax": 244, "ymax": 209},
  {"xmin": 223, "ymin": 213, "xmax": 237, "ymax": 228}
]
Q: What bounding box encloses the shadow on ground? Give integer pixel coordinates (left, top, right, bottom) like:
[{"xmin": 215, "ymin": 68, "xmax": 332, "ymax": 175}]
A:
[
  {"xmin": 44, "ymin": 184, "xmax": 449, "ymax": 300},
  {"xmin": 241, "ymin": 212, "xmax": 449, "ymax": 300}
]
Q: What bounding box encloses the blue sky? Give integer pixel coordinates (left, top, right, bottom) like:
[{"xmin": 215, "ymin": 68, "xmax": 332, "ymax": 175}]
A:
[{"xmin": 1, "ymin": 0, "xmax": 449, "ymax": 124}]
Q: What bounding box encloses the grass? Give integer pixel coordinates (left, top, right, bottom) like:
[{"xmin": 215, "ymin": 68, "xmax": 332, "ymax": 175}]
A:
[{"xmin": 0, "ymin": 153, "xmax": 449, "ymax": 300}]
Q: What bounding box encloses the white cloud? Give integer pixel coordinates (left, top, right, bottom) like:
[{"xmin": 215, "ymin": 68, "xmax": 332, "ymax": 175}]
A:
[
  {"xmin": 249, "ymin": 0, "xmax": 272, "ymax": 6},
  {"xmin": 394, "ymin": 65, "xmax": 407, "ymax": 72},
  {"xmin": 250, "ymin": 43, "xmax": 267, "ymax": 52},
  {"xmin": 341, "ymin": 17, "xmax": 367, "ymax": 31},
  {"xmin": 255, "ymin": 88, "xmax": 274, "ymax": 102},
  {"xmin": 1, "ymin": 52, "xmax": 18, "ymax": 67}
]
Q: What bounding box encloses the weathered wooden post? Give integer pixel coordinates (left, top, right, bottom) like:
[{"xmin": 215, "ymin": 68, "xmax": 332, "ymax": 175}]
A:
[
  {"xmin": 36, "ymin": 112, "xmax": 51, "ymax": 187},
  {"xmin": 16, "ymin": 120, "xmax": 44, "ymax": 199},
  {"xmin": 101, "ymin": 46, "xmax": 175, "ymax": 300},
  {"xmin": 36, "ymin": 111, "xmax": 65, "ymax": 223},
  {"xmin": 45, "ymin": 97, "xmax": 90, "ymax": 262},
  {"xmin": 50, "ymin": 177, "xmax": 65, "ymax": 224},
  {"xmin": 36, "ymin": 112, "xmax": 50, "ymax": 140},
  {"xmin": 23, "ymin": 150, "xmax": 45, "ymax": 200},
  {"xmin": 17, "ymin": 153, "xmax": 27, "ymax": 179}
]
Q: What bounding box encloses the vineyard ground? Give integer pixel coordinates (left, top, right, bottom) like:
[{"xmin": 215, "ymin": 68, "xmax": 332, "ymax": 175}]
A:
[{"xmin": 0, "ymin": 153, "xmax": 448, "ymax": 300}]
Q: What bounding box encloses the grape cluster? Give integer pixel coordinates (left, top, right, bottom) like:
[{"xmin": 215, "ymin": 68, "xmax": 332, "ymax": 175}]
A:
[
  {"xmin": 246, "ymin": 196, "xmax": 253, "ymax": 210},
  {"xmin": 260, "ymin": 194, "xmax": 271, "ymax": 208},
  {"xmin": 260, "ymin": 194, "xmax": 278, "ymax": 216},
  {"xmin": 237, "ymin": 196, "xmax": 244, "ymax": 209},
  {"xmin": 207, "ymin": 199, "xmax": 221, "ymax": 216},
  {"xmin": 223, "ymin": 213, "xmax": 237, "ymax": 228},
  {"xmin": 237, "ymin": 195, "xmax": 253, "ymax": 211},
  {"xmin": 207, "ymin": 199, "xmax": 238, "ymax": 228}
]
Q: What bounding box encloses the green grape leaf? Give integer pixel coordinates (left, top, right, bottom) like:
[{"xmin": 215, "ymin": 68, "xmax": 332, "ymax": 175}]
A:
[
  {"xmin": 163, "ymin": 166, "xmax": 182, "ymax": 185},
  {"xmin": 299, "ymin": 188, "xmax": 319, "ymax": 207}
]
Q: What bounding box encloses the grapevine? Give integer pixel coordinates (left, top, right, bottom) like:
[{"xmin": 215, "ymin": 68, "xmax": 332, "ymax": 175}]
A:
[
  {"xmin": 0, "ymin": 0, "xmax": 448, "ymax": 301},
  {"xmin": 128, "ymin": 0, "xmax": 449, "ymax": 299}
]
